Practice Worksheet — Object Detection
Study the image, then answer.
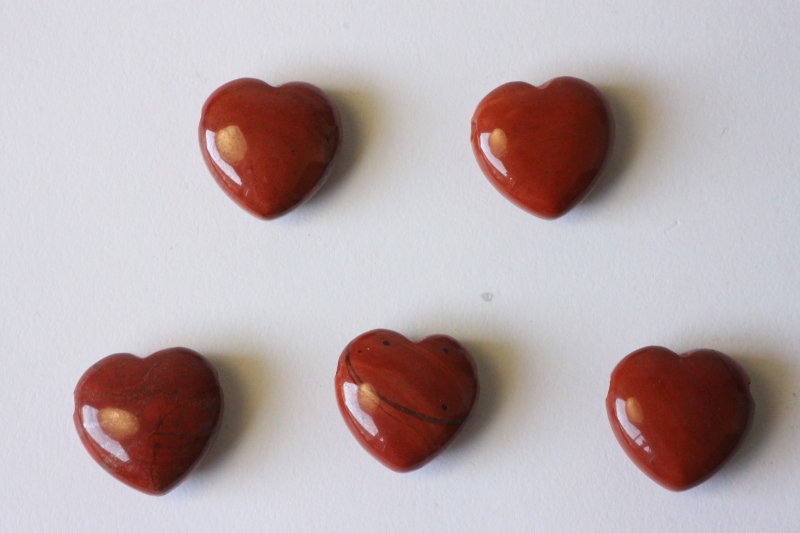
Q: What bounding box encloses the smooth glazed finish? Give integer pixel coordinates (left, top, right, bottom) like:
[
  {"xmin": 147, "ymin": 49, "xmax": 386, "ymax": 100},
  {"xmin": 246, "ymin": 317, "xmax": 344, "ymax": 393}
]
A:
[
  {"xmin": 199, "ymin": 78, "xmax": 341, "ymax": 219},
  {"xmin": 606, "ymin": 346, "xmax": 754, "ymax": 491},
  {"xmin": 335, "ymin": 329, "xmax": 479, "ymax": 472},
  {"xmin": 470, "ymin": 77, "xmax": 614, "ymax": 219},
  {"xmin": 73, "ymin": 348, "xmax": 223, "ymax": 495}
]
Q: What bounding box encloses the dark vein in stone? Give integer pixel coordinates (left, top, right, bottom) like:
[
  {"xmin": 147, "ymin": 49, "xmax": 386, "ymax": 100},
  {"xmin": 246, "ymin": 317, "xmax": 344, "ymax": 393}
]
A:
[{"xmin": 344, "ymin": 350, "xmax": 464, "ymax": 427}]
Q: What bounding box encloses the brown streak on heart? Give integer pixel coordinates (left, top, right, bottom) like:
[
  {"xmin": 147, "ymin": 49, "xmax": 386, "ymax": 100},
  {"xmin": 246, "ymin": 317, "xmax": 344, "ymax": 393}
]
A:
[{"xmin": 344, "ymin": 351, "xmax": 464, "ymax": 426}]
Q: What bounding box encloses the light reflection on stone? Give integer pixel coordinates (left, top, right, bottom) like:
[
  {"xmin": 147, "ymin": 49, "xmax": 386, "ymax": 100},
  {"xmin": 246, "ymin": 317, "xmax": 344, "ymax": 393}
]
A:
[
  {"xmin": 615, "ymin": 398, "xmax": 651, "ymax": 454},
  {"xmin": 343, "ymin": 382, "xmax": 378, "ymax": 437},
  {"xmin": 81, "ymin": 405, "xmax": 131, "ymax": 462}
]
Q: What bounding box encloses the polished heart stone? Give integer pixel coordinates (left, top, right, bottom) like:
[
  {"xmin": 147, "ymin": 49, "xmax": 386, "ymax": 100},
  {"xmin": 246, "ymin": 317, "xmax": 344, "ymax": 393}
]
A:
[
  {"xmin": 470, "ymin": 77, "xmax": 614, "ymax": 219},
  {"xmin": 335, "ymin": 329, "xmax": 479, "ymax": 472},
  {"xmin": 199, "ymin": 78, "xmax": 341, "ymax": 219},
  {"xmin": 606, "ymin": 346, "xmax": 754, "ymax": 491},
  {"xmin": 73, "ymin": 348, "xmax": 223, "ymax": 495}
]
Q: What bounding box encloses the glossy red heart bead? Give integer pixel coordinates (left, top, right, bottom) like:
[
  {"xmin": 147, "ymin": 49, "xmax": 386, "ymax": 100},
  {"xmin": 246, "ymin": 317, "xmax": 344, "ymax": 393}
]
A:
[
  {"xmin": 335, "ymin": 329, "xmax": 479, "ymax": 472},
  {"xmin": 471, "ymin": 77, "xmax": 614, "ymax": 219},
  {"xmin": 73, "ymin": 348, "xmax": 223, "ymax": 495},
  {"xmin": 199, "ymin": 78, "xmax": 341, "ymax": 219},
  {"xmin": 606, "ymin": 346, "xmax": 754, "ymax": 491}
]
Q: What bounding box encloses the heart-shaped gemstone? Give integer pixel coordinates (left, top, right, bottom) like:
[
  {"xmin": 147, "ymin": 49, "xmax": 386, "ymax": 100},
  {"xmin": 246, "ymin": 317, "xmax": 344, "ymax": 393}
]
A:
[
  {"xmin": 73, "ymin": 348, "xmax": 223, "ymax": 495},
  {"xmin": 606, "ymin": 346, "xmax": 754, "ymax": 491},
  {"xmin": 471, "ymin": 77, "xmax": 614, "ymax": 219},
  {"xmin": 335, "ymin": 329, "xmax": 479, "ymax": 472},
  {"xmin": 199, "ymin": 78, "xmax": 341, "ymax": 219}
]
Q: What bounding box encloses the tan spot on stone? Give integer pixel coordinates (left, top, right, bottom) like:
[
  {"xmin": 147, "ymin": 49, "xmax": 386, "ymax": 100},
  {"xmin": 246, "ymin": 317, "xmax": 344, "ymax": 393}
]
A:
[
  {"xmin": 215, "ymin": 125, "xmax": 248, "ymax": 164},
  {"xmin": 98, "ymin": 407, "xmax": 140, "ymax": 440},
  {"xmin": 358, "ymin": 383, "xmax": 380, "ymax": 413},
  {"xmin": 488, "ymin": 128, "xmax": 508, "ymax": 158},
  {"xmin": 625, "ymin": 397, "xmax": 644, "ymax": 425}
]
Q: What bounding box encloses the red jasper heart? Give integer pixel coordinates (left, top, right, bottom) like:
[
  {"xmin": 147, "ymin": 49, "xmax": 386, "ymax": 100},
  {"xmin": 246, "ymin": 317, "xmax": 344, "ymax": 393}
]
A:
[
  {"xmin": 199, "ymin": 78, "xmax": 341, "ymax": 219},
  {"xmin": 73, "ymin": 348, "xmax": 223, "ymax": 495},
  {"xmin": 606, "ymin": 346, "xmax": 754, "ymax": 491},
  {"xmin": 335, "ymin": 329, "xmax": 479, "ymax": 472},
  {"xmin": 470, "ymin": 77, "xmax": 614, "ymax": 219}
]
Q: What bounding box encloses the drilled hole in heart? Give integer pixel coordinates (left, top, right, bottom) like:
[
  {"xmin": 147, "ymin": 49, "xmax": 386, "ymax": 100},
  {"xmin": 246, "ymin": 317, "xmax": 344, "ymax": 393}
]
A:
[
  {"xmin": 383, "ymin": 340, "xmax": 390, "ymax": 346},
  {"xmin": 442, "ymin": 404, "xmax": 448, "ymax": 411},
  {"xmin": 442, "ymin": 348, "xmax": 449, "ymax": 353}
]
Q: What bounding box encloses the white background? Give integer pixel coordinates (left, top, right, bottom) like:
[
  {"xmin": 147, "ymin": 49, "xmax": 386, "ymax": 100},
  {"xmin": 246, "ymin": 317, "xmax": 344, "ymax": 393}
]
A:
[{"xmin": 1, "ymin": 1, "xmax": 799, "ymax": 531}]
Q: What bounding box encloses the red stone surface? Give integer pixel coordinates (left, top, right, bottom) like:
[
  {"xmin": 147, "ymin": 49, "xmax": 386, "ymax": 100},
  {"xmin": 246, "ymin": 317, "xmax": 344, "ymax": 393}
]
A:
[
  {"xmin": 470, "ymin": 77, "xmax": 614, "ymax": 219},
  {"xmin": 73, "ymin": 348, "xmax": 223, "ymax": 495},
  {"xmin": 606, "ymin": 346, "xmax": 754, "ymax": 491},
  {"xmin": 199, "ymin": 78, "xmax": 341, "ymax": 219},
  {"xmin": 335, "ymin": 329, "xmax": 479, "ymax": 472}
]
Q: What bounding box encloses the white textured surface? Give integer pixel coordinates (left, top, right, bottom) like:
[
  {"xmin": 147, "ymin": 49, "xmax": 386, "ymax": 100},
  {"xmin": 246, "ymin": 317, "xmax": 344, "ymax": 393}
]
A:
[{"xmin": 1, "ymin": 1, "xmax": 799, "ymax": 531}]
